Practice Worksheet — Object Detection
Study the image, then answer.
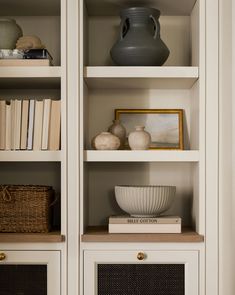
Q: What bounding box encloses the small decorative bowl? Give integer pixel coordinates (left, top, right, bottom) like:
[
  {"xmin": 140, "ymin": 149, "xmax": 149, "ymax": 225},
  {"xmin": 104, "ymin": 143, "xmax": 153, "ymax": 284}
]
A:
[{"xmin": 115, "ymin": 185, "xmax": 176, "ymax": 217}]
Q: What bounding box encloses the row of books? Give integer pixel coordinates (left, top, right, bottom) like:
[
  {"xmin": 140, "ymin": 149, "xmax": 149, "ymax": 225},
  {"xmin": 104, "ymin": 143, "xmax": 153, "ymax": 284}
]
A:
[
  {"xmin": 108, "ymin": 215, "xmax": 182, "ymax": 233},
  {"xmin": 0, "ymin": 98, "xmax": 61, "ymax": 151}
]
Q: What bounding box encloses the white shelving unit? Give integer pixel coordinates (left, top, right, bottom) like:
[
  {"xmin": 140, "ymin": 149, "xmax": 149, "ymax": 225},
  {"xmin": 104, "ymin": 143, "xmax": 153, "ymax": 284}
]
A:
[
  {"xmin": 80, "ymin": 0, "xmax": 203, "ymax": 230},
  {"xmin": 0, "ymin": 0, "xmax": 68, "ymax": 295},
  {"xmin": 0, "ymin": 0, "xmax": 224, "ymax": 293},
  {"xmin": 0, "ymin": 3, "xmax": 65, "ymax": 216},
  {"xmin": 78, "ymin": 0, "xmax": 219, "ymax": 293}
]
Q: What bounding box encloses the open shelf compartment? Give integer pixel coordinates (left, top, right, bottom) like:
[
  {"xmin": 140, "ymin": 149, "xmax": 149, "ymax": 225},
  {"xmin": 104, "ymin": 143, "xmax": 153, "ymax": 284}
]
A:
[
  {"xmin": 0, "ymin": 67, "xmax": 61, "ymax": 89},
  {"xmin": 82, "ymin": 1, "xmax": 200, "ymax": 68},
  {"xmin": 80, "ymin": 162, "xmax": 203, "ymax": 238}
]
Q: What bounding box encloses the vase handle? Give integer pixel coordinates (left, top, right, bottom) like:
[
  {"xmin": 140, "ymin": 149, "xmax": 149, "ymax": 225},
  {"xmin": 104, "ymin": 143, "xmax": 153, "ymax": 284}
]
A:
[
  {"xmin": 150, "ymin": 15, "xmax": 160, "ymax": 39},
  {"xmin": 119, "ymin": 17, "xmax": 129, "ymax": 40}
]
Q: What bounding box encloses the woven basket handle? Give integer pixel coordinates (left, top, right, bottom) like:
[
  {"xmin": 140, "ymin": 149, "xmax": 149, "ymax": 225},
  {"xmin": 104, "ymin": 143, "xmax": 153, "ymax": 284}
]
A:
[{"xmin": 0, "ymin": 185, "xmax": 12, "ymax": 202}]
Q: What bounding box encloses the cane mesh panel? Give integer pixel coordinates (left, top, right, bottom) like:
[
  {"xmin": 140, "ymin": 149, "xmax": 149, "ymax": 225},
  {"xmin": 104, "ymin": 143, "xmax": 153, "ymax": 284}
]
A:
[
  {"xmin": 98, "ymin": 264, "xmax": 184, "ymax": 295},
  {"xmin": 0, "ymin": 265, "xmax": 47, "ymax": 295}
]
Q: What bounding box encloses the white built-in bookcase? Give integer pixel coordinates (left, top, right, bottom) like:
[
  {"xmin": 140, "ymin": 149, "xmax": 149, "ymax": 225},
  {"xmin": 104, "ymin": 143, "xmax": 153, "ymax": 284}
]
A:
[
  {"xmin": 0, "ymin": 0, "xmax": 222, "ymax": 294},
  {"xmin": 0, "ymin": 1, "xmax": 67, "ymax": 294},
  {"xmin": 80, "ymin": 0, "xmax": 204, "ymax": 233},
  {"xmin": 0, "ymin": 0, "xmax": 66, "ymax": 235},
  {"xmin": 79, "ymin": 0, "xmax": 219, "ymax": 294}
]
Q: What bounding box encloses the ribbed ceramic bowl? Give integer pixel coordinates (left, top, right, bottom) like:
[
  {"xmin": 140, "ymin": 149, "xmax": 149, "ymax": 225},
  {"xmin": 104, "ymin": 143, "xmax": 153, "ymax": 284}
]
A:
[{"xmin": 115, "ymin": 185, "xmax": 176, "ymax": 217}]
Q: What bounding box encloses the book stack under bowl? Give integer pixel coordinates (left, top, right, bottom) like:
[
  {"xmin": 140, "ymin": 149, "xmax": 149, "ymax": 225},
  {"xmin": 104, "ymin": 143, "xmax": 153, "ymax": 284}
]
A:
[{"xmin": 108, "ymin": 215, "xmax": 182, "ymax": 234}]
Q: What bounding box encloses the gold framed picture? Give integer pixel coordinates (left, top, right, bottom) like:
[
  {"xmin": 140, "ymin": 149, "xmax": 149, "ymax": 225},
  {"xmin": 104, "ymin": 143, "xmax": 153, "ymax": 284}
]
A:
[{"xmin": 115, "ymin": 109, "xmax": 184, "ymax": 150}]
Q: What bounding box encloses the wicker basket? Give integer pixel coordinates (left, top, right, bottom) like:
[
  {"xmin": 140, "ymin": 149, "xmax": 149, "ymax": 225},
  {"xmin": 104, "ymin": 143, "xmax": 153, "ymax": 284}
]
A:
[{"xmin": 0, "ymin": 185, "xmax": 55, "ymax": 233}]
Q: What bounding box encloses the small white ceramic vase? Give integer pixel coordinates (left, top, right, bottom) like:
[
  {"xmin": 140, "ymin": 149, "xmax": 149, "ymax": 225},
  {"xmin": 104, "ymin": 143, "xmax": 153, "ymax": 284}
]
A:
[
  {"xmin": 0, "ymin": 18, "xmax": 23, "ymax": 49},
  {"xmin": 92, "ymin": 132, "xmax": 120, "ymax": 150},
  {"xmin": 108, "ymin": 120, "xmax": 126, "ymax": 149},
  {"xmin": 128, "ymin": 126, "xmax": 151, "ymax": 150}
]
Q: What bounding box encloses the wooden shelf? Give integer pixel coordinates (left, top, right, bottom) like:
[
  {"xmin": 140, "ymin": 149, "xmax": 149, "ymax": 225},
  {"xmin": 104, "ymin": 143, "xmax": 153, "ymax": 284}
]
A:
[
  {"xmin": 0, "ymin": 231, "xmax": 65, "ymax": 243},
  {"xmin": 0, "ymin": 151, "xmax": 61, "ymax": 162},
  {"xmin": 82, "ymin": 227, "xmax": 204, "ymax": 243},
  {"xmin": 84, "ymin": 150, "xmax": 200, "ymax": 162},
  {"xmin": 84, "ymin": 67, "xmax": 198, "ymax": 89},
  {"xmin": 85, "ymin": 0, "xmax": 197, "ymax": 16},
  {"xmin": 0, "ymin": 67, "xmax": 61, "ymax": 89},
  {"xmin": 0, "ymin": 0, "xmax": 60, "ymax": 16}
]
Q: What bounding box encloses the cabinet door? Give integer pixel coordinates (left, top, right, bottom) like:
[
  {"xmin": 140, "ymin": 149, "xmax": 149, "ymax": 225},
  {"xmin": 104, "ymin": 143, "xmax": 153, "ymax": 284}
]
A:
[
  {"xmin": 0, "ymin": 250, "xmax": 60, "ymax": 295},
  {"xmin": 84, "ymin": 250, "xmax": 198, "ymax": 295}
]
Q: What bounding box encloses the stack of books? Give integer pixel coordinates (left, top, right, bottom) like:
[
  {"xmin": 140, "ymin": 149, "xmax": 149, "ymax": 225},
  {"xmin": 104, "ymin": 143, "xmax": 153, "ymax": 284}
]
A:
[
  {"xmin": 108, "ymin": 215, "xmax": 182, "ymax": 233},
  {"xmin": 0, "ymin": 98, "xmax": 61, "ymax": 151},
  {"xmin": 0, "ymin": 49, "xmax": 53, "ymax": 66}
]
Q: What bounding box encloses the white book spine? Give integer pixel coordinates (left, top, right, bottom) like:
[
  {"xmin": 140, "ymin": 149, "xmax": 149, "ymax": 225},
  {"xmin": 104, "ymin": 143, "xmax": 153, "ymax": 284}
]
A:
[
  {"xmin": 109, "ymin": 216, "xmax": 181, "ymax": 224},
  {"xmin": 33, "ymin": 100, "xmax": 44, "ymax": 150},
  {"xmin": 27, "ymin": 100, "xmax": 35, "ymax": 150},
  {"xmin": 10, "ymin": 99, "xmax": 16, "ymax": 150},
  {"xmin": 108, "ymin": 223, "xmax": 182, "ymax": 234},
  {"xmin": 20, "ymin": 100, "xmax": 29, "ymax": 150},
  {"xmin": 41, "ymin": 99, "xmax": 52, "ymax": 150},
  {"xmin": 5, "ymin": 101, "xmax": 11, "ymax": 150},
  {"xmin": 15, "ymin": 99, "xmax": 22, "ymax": 150},
  {"xmin": 0, "ymin": 100, "xmax": 6, "ymax": 150}
]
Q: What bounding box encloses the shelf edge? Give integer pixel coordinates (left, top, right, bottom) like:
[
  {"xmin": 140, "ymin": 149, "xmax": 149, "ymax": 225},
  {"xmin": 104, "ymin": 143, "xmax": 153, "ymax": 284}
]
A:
[
  {"xmin": 0, "ymin": 151, "xmax": 61, "ymax": 162},
  {"xmin": 84, "ymin": 150, "xmax": 200, "ymax": 162}
]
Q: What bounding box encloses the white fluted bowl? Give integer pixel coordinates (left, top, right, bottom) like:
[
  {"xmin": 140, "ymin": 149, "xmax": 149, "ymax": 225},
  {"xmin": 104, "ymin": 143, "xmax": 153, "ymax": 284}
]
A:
[{"xmin": 115, "ymin": 185, "xmax": 176, "ymax": 217}]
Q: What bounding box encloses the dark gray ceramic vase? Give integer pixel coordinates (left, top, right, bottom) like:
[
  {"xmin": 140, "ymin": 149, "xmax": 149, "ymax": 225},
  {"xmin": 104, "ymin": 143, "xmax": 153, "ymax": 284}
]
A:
[{"xmin": 110, "ymin": 7, "xmax": 170, "ymax": 66}]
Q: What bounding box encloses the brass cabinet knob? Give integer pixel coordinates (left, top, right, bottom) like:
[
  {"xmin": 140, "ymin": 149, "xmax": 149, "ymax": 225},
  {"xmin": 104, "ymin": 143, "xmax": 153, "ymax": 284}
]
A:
[
  {"xmin": 137, "ymin": 252, "xmax": 145, "ymax": 261},
  {"xmin": 0, "ymin": 253, "xmax": 6, "ymax": 261}
]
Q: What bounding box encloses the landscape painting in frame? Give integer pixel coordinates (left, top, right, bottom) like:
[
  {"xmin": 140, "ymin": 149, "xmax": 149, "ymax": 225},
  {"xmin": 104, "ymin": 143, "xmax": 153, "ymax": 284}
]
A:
[{"xmin": 115, "ymin": 109, "xmax": 184, "ymax": 150}]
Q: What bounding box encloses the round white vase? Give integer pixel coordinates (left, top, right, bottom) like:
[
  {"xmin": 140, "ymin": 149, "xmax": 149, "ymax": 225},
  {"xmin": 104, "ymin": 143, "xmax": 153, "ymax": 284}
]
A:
[
  {"xmin": 128, "ymin": 126, "xmax": 151, "ymax": 150},
  {"xmin": 108, "ymin": 120, "xmax": 126, "ymax": 149},
  {"xmin": 0, "ymin": 18, "xmax": 23, "ymax": 49},
  {"xmin": 92, "ymin": 132, "xmax": 120, "ymax": 150}
]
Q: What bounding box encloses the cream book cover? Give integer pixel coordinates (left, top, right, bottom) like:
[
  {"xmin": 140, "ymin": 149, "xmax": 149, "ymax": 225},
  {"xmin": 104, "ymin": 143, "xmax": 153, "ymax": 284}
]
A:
[
  {"xmin": 48, "ymin": 100, "xmax": 61, "ymax": 150},
  {"xmin": 20, "ymin": 99, "xmax": 29, "ymax": 150},
  {"xmin": 108, "ymin": 223, "xmax": 181, "ymax": 234},
  {"xmin": 33, "ymin": 100, "xmax": 44, "ymax": 150},
  {"xmin": 10, "ymin": 99, "xmax": 16, "ymax": 150},
  {"xmin": 109, "ymin": 215, "xmax": 182, "ymax": 224},
  {"xmin": 5, "ymin": 101, "xmax": 11, "ymax": 151},
  {"xmin": 27, "ymin": 99, "xmax": 35, "ymax": 150},
  {"xmin": 41, "ymin": 99, "xmax": 52, "ymax": 150},
  {"xmin": 14, "ymin": 99, "xmax": 22, "ymax": 150},
  {"xmin": 0, "ymin": 100, "xmax": 6, "ymax": 150}
]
